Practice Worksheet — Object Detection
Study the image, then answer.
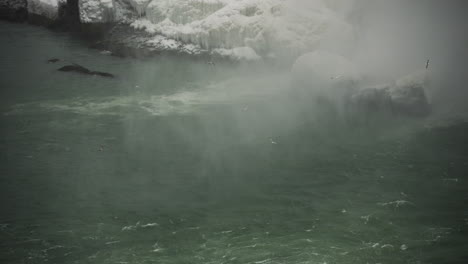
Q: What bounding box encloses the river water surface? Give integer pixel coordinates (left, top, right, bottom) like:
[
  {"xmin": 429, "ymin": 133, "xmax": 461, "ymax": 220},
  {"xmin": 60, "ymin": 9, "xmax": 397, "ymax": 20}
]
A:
[{"xmin": 1, "ymin": 21, "xmax": 467, "ymax": 264}]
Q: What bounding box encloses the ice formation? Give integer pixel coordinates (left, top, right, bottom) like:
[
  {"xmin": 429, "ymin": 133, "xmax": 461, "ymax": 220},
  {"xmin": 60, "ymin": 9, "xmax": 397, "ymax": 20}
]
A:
[
  {"xmin": 130, "ymin": 0, "xmax": 354, "ymax": 60},
  {"xmin": 11, "ymin": 0, "xmax": 355, "ymax": 60}
]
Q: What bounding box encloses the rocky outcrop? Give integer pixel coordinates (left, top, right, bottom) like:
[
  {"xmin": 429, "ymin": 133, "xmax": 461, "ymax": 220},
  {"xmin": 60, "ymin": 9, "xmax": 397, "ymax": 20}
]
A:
[
  {"xmin": 125, "ymin": 0, "xmax": 151, "ymax": 17},
  {"xmin": 78, "ymin": 0, "xmax": 114, "ymax": 23},
  {"xmin": 0, "ymin": 0, "xmax": 27, "ymax": 21},
  {"xmin": 391, "ymin": 71, "xmax": 431, "ymax": 116},
  {"xmin": 28, "ymin": 0, "xmax": 62, "ymax": 20},
  {"xmin": 351, "ymin": 72, "xmax": 431, "ymax": 117},
  {"xmin": 291, "ymin": 51, "xmax": 431, "ymax": 119},
  {"xmin": 0, "ymin": 0, "xmax": 79, "ymax": 27}
]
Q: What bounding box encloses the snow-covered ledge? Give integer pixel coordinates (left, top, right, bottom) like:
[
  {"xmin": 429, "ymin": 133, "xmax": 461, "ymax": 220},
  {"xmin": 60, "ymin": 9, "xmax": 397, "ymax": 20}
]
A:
[{"xmin": 1, "ymin": 0, "xmax": 355, "ymax": 62}]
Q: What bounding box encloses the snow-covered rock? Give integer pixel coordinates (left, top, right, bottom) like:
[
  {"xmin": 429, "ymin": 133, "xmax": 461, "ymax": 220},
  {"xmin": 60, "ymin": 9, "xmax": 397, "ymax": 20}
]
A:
[
  {"xmin": 131, "ymin": 0, "xmax": 353, "ymax": 60},
  {"xmin": 350, "ymin": 84, "xmax": 393, "ymax": 115},
  {"xmin": 351, "ymin": 71, "xmax": 431, "ymax": 117},
  {"xmin": 27, "ymin": 0, "xmax": 64, "ymax": 20},
  {"xmin": 145, "ymin": 0, "xmax": 225, "ymax": 24},
  {"xmin": 2, "ymin": 0, "xmax": 356, "ymax": 61},
  {"xmin": 79, "ymin": 0, "xmax": 114, "ymax": 23},
  {"xmin": 391, "ymin": 71, "xmax": 430, "ymax": 115}
]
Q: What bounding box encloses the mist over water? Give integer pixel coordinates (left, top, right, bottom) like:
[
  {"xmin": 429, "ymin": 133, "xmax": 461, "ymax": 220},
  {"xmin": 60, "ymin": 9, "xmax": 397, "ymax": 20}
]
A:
[{"xmin": 1, "ymin": 1, "xmax": 468, "ymax": 263}]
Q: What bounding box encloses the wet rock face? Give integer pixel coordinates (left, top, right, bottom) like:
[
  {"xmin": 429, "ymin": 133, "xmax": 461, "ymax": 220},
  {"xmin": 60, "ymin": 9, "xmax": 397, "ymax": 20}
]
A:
[
  {"xmin": 125, "ymin": 0, "xmax": 152, "ymax": 17},
  {"xmin": 27, "ymin": 0, "xmax": 68, "ymax": 24},
  {"xmin": 78, "ymin": 0, "xmax": 114, "ymax": 23},
  {"xmin": 0, "ymin": 0, "xmax": 28, "ymax": 21}
]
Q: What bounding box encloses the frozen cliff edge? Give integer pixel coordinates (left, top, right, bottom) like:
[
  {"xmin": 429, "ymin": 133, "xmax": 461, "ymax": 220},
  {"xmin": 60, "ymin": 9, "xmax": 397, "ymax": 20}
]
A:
[
  {"xmin": 130, "ymin": 0, "xmax": 353, "ymax": 60},
  {"xmin": 0, "ymin": 0, "xmax": 354, "ymax": 61}
]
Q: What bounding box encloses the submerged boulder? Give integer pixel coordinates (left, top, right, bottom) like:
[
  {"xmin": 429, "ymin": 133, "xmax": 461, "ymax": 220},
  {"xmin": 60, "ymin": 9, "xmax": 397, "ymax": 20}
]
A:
[{"xmin": 58, "ymin": 64, "xmax": 115, "ymax": 78}]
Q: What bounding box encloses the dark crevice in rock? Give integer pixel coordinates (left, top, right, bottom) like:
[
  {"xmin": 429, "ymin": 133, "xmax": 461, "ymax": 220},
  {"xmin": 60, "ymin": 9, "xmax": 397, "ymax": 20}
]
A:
[{"xmin": 56, "ymin": 0, "xmax": 79, "ymax": 29}]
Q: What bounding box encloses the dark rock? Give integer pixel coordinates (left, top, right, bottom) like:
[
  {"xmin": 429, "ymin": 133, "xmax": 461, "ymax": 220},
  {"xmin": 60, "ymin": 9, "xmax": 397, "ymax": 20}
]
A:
[
  {"xmin": 58, "ymin": 64, "xmax": 91, "ymax": 74},
  {"xmin": 91, "ymin": 71, "xmax": 114, "ymax": 78},
  {"xmin": 0, "ymin": 0, "xmax": 28, "ymax": 22},
  {"xmin": 58, "ymin": 64, "xmax": 114, "ymax": 78},
  {"xmin": 47, "ymin": 58, "xmax": 60, "ymax": 63}
]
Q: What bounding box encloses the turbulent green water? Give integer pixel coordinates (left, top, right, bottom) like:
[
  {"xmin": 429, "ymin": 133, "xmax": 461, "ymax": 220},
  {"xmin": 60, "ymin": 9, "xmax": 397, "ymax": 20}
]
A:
[{"xmin": 1, "ymin": 22, "xmax": 467, "ymax": 264}]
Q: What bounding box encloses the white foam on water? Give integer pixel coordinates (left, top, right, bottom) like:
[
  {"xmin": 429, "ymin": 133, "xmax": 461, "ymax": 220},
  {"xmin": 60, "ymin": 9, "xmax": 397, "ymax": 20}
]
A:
[{"xmin": 5, "ymin": 73, "xmax": 289, "ymax": 117}]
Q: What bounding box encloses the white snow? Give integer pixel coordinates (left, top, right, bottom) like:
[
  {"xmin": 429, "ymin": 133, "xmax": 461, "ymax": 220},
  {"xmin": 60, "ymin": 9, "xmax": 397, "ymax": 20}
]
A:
[
  {"xmin": 21, "ymin": 0, "xmax": 356, "ymax": 60},
  {"xmin": 130, "ymin": 0, "xmax": 353, "ymax": 60}
]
